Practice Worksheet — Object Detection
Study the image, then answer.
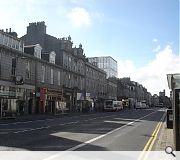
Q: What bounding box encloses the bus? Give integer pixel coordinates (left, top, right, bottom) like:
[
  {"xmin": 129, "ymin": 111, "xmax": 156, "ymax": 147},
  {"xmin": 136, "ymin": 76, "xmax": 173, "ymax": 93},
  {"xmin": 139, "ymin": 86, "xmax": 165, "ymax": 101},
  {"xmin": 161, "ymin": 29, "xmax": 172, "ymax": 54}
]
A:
[{"xmin": 104, "ymin": 100, "xmax": 123, "ymax": 111}]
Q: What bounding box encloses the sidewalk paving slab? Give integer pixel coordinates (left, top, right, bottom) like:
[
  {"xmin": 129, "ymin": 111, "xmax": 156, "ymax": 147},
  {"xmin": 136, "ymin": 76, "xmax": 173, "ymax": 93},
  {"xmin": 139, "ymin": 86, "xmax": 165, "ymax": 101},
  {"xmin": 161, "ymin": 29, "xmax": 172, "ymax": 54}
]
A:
[{"xmin": 153, "ymin": 121, "xmax": 174, "ymax": 151}]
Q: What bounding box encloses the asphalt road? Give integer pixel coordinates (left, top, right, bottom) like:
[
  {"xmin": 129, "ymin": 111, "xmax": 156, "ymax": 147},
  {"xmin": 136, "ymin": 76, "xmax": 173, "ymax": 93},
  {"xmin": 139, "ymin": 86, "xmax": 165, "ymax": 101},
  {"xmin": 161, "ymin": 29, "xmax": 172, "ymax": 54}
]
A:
[{"xmin": 0, "ymin": 108, "xmax": 166, "ymax": 151}]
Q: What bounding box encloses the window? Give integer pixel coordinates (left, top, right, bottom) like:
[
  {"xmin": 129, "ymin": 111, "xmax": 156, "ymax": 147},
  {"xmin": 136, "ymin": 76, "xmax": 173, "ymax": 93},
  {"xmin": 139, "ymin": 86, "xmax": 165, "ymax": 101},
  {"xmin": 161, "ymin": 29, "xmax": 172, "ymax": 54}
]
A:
[
  {"xmin": 69, "ymin": 56, "xmax": 71, "ymax": 68},
  {"xmin": 11, "ymin": 57, "xmax": 16, "ymax": 76},
  {"xmin": 15, "ymin": 41, "xmax": 19, "ymax": 50},
  {"xmin": 68, "ymin": 74, "xmax": 71, "ymax": 87},
  {"xmin": 34, "ymin": 46, "xmax": 41, "ymax": 59},
  {"xmin": 9, "ymin": 86, "xmax": 16, "ymax": 97},
  {"xmin": 49, "ymin": 52, "xmax": 56, "ymax": 64},
  {"xmin": 74, "ymin": 61, "xmax": 77, "ymax": 72},
  {"xmin": 41, "ymin": 65, "xmax": 45, "ymax": 83},
  {"xmin": 50, "ymin": 68, "xmax": 53, "ymax": 84},
  {"xmin": 58, "ymin": 71, "xmax": 60, "ymax": 85},
  {"xmin": 25, "ymin": 61, "xmax": 30, "ymax": 79}
]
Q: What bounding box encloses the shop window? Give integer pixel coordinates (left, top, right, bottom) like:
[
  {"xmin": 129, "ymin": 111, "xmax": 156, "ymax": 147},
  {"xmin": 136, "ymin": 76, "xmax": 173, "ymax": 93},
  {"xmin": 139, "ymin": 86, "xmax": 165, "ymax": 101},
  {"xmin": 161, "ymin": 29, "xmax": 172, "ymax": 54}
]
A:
[{"xmin": 2, "ymin": 99, "xmax": 8, "ymax": 111}]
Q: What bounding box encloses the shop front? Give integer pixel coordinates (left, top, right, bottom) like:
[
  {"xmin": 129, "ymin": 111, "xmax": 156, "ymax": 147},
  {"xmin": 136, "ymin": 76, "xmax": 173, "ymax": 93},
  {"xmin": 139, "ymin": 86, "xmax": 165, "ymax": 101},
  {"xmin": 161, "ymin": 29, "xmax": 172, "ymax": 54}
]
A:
[
  {"xmin": 0, "ymin": 82, "xmax": 34, "ymax": 118},
  {"xmin": 40, "ymin": 87, "xmax": 67, "ymax": 114}
]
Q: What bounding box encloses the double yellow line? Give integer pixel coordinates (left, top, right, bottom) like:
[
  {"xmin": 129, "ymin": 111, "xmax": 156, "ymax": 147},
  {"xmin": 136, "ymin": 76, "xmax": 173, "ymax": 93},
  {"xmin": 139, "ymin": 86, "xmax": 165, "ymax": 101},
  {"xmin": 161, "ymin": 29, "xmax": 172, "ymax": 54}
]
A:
[{"xmin": 138, "ymin": 112, "xmax": 166, "ymax": 160}]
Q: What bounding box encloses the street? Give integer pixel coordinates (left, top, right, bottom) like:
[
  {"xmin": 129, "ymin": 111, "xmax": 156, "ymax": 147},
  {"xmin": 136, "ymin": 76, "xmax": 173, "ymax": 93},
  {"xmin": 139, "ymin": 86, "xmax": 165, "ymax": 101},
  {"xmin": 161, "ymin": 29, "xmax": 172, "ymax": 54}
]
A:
[{"xmin": 0, "ymin": 108, "xmax": 166, "ymax": 151}]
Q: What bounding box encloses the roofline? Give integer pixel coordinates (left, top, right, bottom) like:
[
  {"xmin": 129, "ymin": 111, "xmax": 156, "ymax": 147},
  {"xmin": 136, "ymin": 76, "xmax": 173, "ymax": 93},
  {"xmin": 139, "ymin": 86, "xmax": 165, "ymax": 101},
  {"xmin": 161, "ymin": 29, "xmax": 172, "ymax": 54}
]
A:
[
  {"xmin": 0, "ymin": 30, "xmax": 22, "ymax": 41},
  {"xmin": 24, "ymin": 44, "xmax": 42, "ymax": 48},
  {"xmin": 87, "ymin": 56, "xmax": 117, "ymax": 63}
]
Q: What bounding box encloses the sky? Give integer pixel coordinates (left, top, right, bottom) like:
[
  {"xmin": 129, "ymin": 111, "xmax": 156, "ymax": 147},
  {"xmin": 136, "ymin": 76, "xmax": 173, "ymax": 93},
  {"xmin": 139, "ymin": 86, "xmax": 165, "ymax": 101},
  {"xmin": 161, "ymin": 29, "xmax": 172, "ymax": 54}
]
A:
[{"xmin": 0, "ymin": 0, "xmax": 179, "ymax": 96}]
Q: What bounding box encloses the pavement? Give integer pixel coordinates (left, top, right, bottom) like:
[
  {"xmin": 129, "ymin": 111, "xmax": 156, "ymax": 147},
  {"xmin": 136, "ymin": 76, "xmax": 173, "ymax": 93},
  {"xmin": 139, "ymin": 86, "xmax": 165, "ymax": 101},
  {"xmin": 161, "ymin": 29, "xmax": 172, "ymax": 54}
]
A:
[{"xmin": 153, "ymin": 120, "xmax": 174, "ymax": 151}]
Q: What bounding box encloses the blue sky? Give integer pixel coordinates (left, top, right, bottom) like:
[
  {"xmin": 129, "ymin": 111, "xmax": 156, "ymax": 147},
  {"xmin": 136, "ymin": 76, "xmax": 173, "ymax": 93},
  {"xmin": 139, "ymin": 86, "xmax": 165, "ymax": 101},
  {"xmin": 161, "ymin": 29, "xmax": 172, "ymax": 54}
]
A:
[{"xmin": 0, "ymin": 0, "xmax": 179, "ymax": 95}]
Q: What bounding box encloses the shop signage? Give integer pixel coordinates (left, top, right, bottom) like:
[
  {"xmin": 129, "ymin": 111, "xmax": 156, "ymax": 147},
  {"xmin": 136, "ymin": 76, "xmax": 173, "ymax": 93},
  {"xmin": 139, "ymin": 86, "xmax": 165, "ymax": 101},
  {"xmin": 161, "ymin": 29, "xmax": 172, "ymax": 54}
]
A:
[
  {"xmin": 0, "ymin": 91, "xmax": 16, "ymax": 97},
  {"xmin": 15, "ymin": 75, "xmax": 24, "ymax": 85},
  {"xmin": 77, "ymin": 93, "xmax": 84, "ymax": 100}
]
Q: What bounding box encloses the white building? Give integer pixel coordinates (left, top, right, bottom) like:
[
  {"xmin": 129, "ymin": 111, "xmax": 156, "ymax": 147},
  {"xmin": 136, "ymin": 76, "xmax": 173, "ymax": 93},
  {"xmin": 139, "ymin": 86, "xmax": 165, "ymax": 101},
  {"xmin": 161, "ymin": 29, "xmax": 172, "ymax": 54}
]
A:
[
  {"xmin": 0, "ymin": 29, "xmax": 24, "ymax": 52},
  {"xmin": 88, "ymin": 56, "xmax": 118, "ymax": 78}
]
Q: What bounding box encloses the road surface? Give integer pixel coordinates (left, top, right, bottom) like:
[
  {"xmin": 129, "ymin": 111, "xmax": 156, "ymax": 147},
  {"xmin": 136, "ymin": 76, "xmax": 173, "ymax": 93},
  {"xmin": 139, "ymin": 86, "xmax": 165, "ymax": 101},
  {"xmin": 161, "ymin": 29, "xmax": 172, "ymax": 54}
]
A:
[{"xmin": 0, "ymin": 108, "xmax": 165, "ymax": 151}]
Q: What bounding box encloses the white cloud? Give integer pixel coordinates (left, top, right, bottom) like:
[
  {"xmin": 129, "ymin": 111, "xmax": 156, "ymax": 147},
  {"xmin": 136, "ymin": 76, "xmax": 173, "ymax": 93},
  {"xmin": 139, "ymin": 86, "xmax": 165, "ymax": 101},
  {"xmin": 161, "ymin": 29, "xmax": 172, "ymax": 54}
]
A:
[
  {"xmin": 118, "ymin": 59, "xmax": 136, "ymax": 78},
  {"xmin": 0, "ymin": 0, "xmax": 51, "ymax": 37},
  {"xmin": 153, "ymin": 38, "xmax": 158, "ymax": 42},
  {"xmin": 67, "ymin": 7, "xmax": 91, "ymax": 27},
  {"xmin": 118, "ymin": 45, "xmax": 180, "ymax": 96},
  {"xmin": 152, "ymin": 45, "xmax": 161, "ymax": 52}
]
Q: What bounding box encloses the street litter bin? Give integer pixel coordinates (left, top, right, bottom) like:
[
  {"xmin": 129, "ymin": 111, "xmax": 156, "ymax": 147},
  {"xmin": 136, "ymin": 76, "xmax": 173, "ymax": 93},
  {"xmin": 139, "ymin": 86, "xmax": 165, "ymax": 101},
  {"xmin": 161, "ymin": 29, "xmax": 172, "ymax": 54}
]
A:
[{"xmin": 166, "ymin": 109, "xmax": 173, "ymax": 129}]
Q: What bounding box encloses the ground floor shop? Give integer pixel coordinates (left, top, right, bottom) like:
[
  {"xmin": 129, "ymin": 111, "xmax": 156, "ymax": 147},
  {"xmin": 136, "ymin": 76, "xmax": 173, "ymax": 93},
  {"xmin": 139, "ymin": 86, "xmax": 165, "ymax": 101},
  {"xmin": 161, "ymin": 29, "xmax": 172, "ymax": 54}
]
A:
[
  {"xmin": 0, "ymin": 80, "xmax": 35, "ymax": 118},
  {"xmin": 37, "ymin": 87, "xmax": 75, "ymax": 114}
]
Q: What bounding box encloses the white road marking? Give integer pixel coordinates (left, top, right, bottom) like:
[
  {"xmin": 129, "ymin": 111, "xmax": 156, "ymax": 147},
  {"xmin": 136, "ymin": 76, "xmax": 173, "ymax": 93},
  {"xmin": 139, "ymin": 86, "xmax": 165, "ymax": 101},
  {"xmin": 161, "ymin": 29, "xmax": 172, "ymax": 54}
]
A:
[
  {"xmin": 13, "ymin": 121, "xmax": 79, "ymax": 134},
  {"xmin": 0, "ymin": 113, "xmax": 99, "ymax": 126},
  {"xmin": 42, "ymin": 111, "xmax": 158, "ymax": 160},
  {"xmin": 66, "ymin": 111, "xmax": 157, "ymax": 151},
  {"xmin": 0, "ymin": 110, "xmax": 157, "ymax": 135},
  {"xmin": 12, "ymin": 114, "xmax": 119, "ymax": 134}
]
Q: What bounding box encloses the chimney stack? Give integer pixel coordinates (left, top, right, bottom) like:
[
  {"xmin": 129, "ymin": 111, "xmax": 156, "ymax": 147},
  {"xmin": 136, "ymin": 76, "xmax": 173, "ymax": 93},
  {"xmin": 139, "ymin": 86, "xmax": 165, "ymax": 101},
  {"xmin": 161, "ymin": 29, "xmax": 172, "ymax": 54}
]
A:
[
  {"xmin": 6, "ymin": 29, "xmax": 8, "ymax": 32},
  {"xmin": 9, "ymin": 28, "xmax": 11, "ymax": 32}
]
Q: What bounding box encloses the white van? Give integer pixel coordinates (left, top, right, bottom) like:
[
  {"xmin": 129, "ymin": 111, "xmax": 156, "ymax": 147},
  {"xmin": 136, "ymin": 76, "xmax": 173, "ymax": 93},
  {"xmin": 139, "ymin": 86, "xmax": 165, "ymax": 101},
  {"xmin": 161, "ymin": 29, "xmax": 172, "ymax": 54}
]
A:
[{"xmin": 104, "ymin": 100, "xmax": 123, "ymax": 111}]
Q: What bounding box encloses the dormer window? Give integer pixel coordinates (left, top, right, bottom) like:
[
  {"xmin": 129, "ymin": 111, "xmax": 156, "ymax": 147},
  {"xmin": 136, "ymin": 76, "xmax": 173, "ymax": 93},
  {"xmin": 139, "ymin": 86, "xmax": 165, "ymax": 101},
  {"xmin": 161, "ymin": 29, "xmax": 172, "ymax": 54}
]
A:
[
  {"xmin": 24, "ymin": 44, "xmax": 42, "ymax": 59},
  {"xmin": 49, "ymin": 51, "xmax": 56, "ymax": 64},
  {"xmin": 34, "ymin": 44, "xmax": 42, "ymax": 59}
]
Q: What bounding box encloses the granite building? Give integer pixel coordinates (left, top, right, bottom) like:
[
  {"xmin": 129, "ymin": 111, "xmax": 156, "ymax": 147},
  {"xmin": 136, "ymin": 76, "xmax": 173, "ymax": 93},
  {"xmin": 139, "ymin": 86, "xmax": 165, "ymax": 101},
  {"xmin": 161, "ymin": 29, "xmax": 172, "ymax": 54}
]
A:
[{"xmin": 21, "ymin": 21, "xmax": 107, "ymax": 112}]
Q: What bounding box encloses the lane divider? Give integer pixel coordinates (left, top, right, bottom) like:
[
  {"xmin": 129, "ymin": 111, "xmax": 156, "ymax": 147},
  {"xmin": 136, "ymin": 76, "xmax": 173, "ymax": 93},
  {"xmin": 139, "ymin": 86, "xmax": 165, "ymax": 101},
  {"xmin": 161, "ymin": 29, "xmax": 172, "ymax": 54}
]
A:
[
  {"xmin": 41, "ymin": 111, "xmax": 158, "ymax": 160},
  {"xmin": 66, "ymin": 111, "xmax": 157, "ymax": 151},
  {"xmin": 12, "ymin": 114, "xmax": 123, "ymax": 134},
  {"xmin": 138, "ymin": 111, "xmax": 166, "ymax": 160}
]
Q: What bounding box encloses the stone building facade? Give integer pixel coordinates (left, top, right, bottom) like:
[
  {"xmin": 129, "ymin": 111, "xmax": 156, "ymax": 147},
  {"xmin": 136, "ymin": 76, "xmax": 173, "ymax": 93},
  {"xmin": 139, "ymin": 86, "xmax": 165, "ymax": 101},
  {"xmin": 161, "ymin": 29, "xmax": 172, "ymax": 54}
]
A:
[
  {"xmin": 20, "ymin": 22, "xmax": 88, "ymax": 112},
  {"xmin": 85, "ymin": 61, "xmax": 107, "ymax": 111},
  {"xmin": 106, "ymin": 77, "xmax": 117, "ymax": 100},
  {"xmin": 117, "ymin": 77, "xmax": 152, "ymax": 107},
  {"xmin": 0, "ymin": 22, "xmax": 108, "ymax": 116},
  {"xmin": 0, "ymin": 30, "xmax": 34, "ymax": 116}
]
